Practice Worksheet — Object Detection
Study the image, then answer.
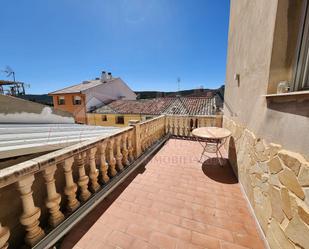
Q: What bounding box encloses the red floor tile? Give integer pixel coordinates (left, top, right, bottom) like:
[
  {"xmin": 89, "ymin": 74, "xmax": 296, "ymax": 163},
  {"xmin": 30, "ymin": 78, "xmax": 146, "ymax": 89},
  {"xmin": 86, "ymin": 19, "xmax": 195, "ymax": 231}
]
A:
[{"xmin": 60, "ymin": 139, "xmax": 266, "ymax": 249}]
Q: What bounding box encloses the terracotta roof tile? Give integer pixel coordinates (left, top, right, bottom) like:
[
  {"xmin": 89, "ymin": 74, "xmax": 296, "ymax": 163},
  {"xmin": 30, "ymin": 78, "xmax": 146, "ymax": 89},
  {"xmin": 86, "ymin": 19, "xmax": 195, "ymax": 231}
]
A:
[{"xmin": 94, "ymin": 96, "xmax": 217, "ymax": 115}]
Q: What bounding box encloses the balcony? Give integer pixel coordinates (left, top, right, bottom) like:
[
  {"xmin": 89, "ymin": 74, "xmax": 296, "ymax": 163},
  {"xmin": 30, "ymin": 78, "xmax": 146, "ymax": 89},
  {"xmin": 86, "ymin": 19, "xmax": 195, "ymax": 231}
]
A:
[{"xmin": 0, "ymin": 115, "xmax": 266, "ymax": 249}]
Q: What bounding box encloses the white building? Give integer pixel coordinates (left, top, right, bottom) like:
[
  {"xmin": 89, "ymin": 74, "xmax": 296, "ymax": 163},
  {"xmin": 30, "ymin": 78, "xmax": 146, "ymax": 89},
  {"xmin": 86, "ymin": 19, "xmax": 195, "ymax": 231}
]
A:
[{"xmin": 49, "ymin": 71, "xmax": 137, "ymax": 123}]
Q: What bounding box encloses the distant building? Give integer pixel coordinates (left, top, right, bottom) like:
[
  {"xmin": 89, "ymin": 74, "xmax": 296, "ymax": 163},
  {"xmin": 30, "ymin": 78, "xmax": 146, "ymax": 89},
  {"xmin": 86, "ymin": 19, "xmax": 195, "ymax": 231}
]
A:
[
  {"xmin": 49, "ymin": 71, "xmax": 137, "ymax": 124},
  {"xmin": 87, "ymin": 96, "xmax": 220, "ymax": 127},
  {"xmin": 0, "ymin": 80, "xmax": 26, "ymax": 96}
]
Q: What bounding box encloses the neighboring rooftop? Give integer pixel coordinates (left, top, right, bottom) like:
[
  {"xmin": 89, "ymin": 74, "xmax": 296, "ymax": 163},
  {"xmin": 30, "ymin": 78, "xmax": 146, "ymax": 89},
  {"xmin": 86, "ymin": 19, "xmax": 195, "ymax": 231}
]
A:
[
  {"xmin": 94, "ymin": 96, "xmax": 219, "ymax": 116},
  {"xmin": 94, "ymin": 98, "xmax": 174, "ymax": 115}
]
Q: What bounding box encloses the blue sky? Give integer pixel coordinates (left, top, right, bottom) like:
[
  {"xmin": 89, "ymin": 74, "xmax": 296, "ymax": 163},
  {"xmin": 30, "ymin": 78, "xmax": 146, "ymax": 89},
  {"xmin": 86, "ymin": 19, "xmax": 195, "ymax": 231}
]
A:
[{"xmin": 0, "ymin": 0, "xmax": 230, "ymax": 94}]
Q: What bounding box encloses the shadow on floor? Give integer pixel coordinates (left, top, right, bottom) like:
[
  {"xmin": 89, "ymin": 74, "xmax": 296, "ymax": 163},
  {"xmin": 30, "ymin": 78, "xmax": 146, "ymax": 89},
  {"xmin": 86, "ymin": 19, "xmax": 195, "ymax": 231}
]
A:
[
  {"xmin": 59, "ymin": 165, "xmax": 146, "ymax": 249},
  {"xmin": 201, "ymin": 158, "xmax": 238, "ymax": 184}
]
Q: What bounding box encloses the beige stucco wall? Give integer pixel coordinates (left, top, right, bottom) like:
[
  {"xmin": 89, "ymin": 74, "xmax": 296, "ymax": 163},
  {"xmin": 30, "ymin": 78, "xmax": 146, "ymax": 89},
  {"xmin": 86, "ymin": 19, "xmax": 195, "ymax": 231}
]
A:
[
  {"xmin": 224, "ymin": 1, "xmax": 309, "ymax": 248},
  {"xmin": 87, "ymin": 113, "xmax": 157, "ymax": 127},
  {"xmin": 224, "ymin": 0, "xmax": 309, "ymax": 158}
]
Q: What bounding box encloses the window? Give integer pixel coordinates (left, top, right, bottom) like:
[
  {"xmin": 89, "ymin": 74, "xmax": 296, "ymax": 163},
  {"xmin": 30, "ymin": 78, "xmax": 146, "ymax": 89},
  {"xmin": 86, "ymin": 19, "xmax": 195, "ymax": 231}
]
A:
[
  {"xmin": 101, "ymin": 115, "xmax": 107, "ymax": 121},
  {"xmin": 58, "ymin": 96, "xmax": 65, "ymax": 105},
  {"xmin": 294, "ymin": 1, "xmax": 309, "ymax": 91},
  {"xmin": 73, "ymin": 96, "xmax": 82, "ymax": 105},
  {"xmin": 115, "ymin": 116, "xmax": 124, "ymax": 124}
]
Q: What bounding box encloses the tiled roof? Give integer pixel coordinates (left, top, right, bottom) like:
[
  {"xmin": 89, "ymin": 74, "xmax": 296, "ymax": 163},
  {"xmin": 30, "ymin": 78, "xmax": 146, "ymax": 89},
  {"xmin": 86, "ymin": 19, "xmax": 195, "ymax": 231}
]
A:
[
  {"xmin": 94, "ymin": 98, "xmax": 174, "ymax": 115},
  {"xmin": 94, "ymin": 96, "xmax": 217, "ymax": 115},
  {"xmin": 49, "ymin": 78, "xmax": 118, "ymax": 94},
  {"xmin": 163, "ymin": 97, "xmax": 216, "ymax": 115}
]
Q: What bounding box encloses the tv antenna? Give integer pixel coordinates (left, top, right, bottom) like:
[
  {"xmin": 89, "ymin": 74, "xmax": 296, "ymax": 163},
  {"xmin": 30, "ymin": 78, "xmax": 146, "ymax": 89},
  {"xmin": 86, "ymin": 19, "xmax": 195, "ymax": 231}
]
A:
[
  {"xmin": 2, "ymin": 65, "xmax": 16, "ymax": 82},
  {"xmin": 0, "ymin": 66, "xmax": 27, "ymax": 95},
  {"xmin": 177, "ymin": 77, "xmax": 181, "ymax": 92}
]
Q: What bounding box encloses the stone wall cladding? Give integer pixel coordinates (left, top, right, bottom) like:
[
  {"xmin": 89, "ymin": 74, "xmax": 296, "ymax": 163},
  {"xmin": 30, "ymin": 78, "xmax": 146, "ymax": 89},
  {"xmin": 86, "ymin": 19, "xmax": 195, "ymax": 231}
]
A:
[{"xmin": 223, "ymin": 116, "xmax": 309, "ymax": 249}]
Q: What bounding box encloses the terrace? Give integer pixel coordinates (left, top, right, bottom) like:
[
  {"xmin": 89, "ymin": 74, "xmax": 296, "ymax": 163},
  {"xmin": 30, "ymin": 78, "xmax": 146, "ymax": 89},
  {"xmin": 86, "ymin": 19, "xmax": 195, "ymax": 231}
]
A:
[
  {"xmin": 0, "ymin": 115, "xmax": 267, "ymax": 249},
  {"xmin": 61, "ymin": 138, "xmax": 265, "ymax": 249}
]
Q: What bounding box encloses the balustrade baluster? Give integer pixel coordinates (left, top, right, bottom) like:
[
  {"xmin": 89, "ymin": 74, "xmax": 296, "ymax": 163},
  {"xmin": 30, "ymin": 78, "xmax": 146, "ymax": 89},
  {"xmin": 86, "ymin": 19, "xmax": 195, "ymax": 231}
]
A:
[
  {"xmin": 175, "ymin": 118, "xmax": 178, "ymax": 135},
  {"xmin": 149, "ymin": 124, "xmax": 154, "ymax": 145},
  {"xmin": 75, "ymin": 152, "xmax": 91, "ymax": 202},
  {"xmin": 16, "ymin": 175, "xmax": 45, "ymax": 246},
  {"xmin": 165, "ymin": 117, "xmax": 169, "ymax": 134},
  {"xmin": 0, "ymin": 223, "xmax": 10, "ymax": 249},
  {"xmin": 99, "ymin": 141, "xmax": 110, "ymax": 183},
  {"xmin": 144, "ymin": 127, "xmax": 148, "ymax": 150},
  {"xmin": 122, "ymin": 133, "xmax": 129, "ymax": 166},
  {"xmin": 172, "ymin": 118, "xmax": 176, "ymax": 135},
  {"xmin": 156, "ymin": 121, "xmax": 160, "ymax": 139},
  {"xmin": 208, "ymin": 117, "xmax": 212, "ymax": 126},
  {"xmin": 63, "ymin": 157, "xmax": 80, "ymax": 212},
  {"xmin": 146, "ymin": 125, "xmax": 149, "ymax": 140},
  {"xmin": 128, "ymin": 131, "xmax": 134, "ymax": 162},
  {"xmin": 42, "ymin": 165, "xmax": 64, "ymax": 227},
  {"xmin": 179, "ymin": 118, "xmax": 183, "ymax": 136},
  {"xmin": 115, "ymin": 136, "xmax": 124, "ymax": 171},
  {"xmin": 88, "ymin": 147, "xmax": 100, "ymax": 192},
  {"xmin": 183, "ymin": 117, "xmax": 188, "ymax": 136},
  {"xmin": 169, "ymin": 117, "xmax": 173, "ymax": 134},
  {"xmin": 183, "ymin": 117, "xmax": 188, "ymax": 135},
  {"xmin": 203, "ymin": 117, "xmax": 206, "ymax": 127},
  {"xmin": 108, "ymin": 139, "xmax": 117, "ymax": 176}
]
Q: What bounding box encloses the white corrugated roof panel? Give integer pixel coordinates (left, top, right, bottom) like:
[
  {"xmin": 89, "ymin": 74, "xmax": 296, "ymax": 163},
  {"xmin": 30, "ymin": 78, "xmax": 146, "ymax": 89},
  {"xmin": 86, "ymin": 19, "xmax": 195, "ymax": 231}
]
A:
[{"xmin": 0, "ymin": 124, "xmax": 122, "ymax": 159}]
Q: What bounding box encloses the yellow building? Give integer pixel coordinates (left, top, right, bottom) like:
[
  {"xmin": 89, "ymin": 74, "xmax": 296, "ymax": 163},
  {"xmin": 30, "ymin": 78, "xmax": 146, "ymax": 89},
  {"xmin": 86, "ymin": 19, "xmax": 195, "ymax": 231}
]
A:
[
  {"xmin": 87, "ymin": 96, "xmax": 220, "ymax": 127},
  {"xmin": 87, "ymin": 113, "xmax": 154, "ymax": 127}
]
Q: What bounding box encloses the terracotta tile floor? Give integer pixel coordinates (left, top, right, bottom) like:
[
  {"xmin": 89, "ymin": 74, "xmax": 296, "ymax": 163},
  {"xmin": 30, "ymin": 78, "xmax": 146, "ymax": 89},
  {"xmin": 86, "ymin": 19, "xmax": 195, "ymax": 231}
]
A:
[{"xmin": 61, "ymin": 139, "xmax": 266, "ymax": 249}]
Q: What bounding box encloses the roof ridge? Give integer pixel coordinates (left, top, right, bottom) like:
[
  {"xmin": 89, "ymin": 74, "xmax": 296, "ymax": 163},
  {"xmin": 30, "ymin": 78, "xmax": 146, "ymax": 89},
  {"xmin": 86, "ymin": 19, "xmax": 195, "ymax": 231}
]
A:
[
  {"xmin": 49, "ymin": 78, "xmax": 119, "ymax": 95},
  {"xmin": 48, "ymin": 81, "xmax": 86, "ymax": 94}
]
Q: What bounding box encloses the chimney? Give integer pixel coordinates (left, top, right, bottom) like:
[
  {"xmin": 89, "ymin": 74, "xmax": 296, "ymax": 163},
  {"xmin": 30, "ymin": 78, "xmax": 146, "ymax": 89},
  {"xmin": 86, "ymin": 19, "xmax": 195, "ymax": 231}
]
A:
[
  {"xmin": 108, "ymin": 72, "xmax": 112, "ymax": 79},
  {"xmin": 101, "ymin": 71, "xmax": 107, "ymax": 80}
]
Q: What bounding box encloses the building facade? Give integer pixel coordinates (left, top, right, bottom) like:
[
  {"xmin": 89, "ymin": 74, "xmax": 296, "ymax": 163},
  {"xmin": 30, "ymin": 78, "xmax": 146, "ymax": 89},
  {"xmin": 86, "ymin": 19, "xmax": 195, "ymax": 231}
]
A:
[
  {"xmin": 49, "ymin": 72, "xmax": 137, "ymax": 124},
  {"xmin": 224, "ymin": 0, "xmax": 309, "ymax": 248}
]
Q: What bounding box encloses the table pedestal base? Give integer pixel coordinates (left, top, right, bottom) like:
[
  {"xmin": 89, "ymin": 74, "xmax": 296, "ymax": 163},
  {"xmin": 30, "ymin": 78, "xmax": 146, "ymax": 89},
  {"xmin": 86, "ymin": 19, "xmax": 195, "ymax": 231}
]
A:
[{"xmin": 196, "ymin": 137, "xmax": 227, "ymax": 166}]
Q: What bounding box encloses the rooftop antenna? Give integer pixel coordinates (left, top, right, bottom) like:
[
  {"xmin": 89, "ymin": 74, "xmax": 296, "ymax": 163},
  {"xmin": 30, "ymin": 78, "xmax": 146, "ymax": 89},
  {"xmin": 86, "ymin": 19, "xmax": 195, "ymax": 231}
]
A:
[
  {"xmin": 177, "ymin": 77, "xmax": 181, "ymax": 92},
  {"xmin": 2, "ymin": 65, "xmax": 16, "ymax": 82},
  {"xmin": 1, "ymin": 66, "xmax": 26, "ymax": 95}
]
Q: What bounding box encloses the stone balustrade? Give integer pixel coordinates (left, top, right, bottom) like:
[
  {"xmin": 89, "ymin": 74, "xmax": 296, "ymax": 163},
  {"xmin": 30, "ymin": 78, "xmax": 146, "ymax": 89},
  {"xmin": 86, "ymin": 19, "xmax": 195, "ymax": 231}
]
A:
[
  {"xmin": 0, "ymin": 114, "xmax": 221, "ymax": 248},
  {"xmin": 166, "ymin": 115, "xmax": 222, "ymax": 137},
  {"xmin": 139, "ymin": 115, "xmax": 166, "ymax": 154},
  {"xmin": 0, "ymin": 124, "xmax": 140, "ymax": 248}
]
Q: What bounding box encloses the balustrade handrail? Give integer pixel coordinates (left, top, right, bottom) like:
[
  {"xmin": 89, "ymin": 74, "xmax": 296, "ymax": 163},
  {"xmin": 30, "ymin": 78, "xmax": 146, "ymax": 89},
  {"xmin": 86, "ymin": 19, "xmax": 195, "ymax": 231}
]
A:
[
  {"xmin": 0, "ymin": 126, "xmax": 133, "ymax": 189},
  {"xmin": 165, "ymin": 114, "xmax": 221, "ymax": 118},
  {"xmin": 139, "ymin": 114, "xmax": 166, "ymax": 126}
]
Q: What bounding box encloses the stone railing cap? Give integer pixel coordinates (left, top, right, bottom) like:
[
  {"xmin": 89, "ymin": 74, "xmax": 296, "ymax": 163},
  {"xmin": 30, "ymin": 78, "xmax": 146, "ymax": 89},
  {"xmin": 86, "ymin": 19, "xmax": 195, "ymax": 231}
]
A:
[{"xmin": 0, "ymin": 126, "xmax": 133, "ymax": 188}]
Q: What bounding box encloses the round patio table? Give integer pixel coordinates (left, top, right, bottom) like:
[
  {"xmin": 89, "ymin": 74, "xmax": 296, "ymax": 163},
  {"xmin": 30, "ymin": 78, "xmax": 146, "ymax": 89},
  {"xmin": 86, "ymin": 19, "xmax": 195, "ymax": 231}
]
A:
[{"xmin": 192, "ymin": 127, "xmax": 231, "ymax": 165}]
